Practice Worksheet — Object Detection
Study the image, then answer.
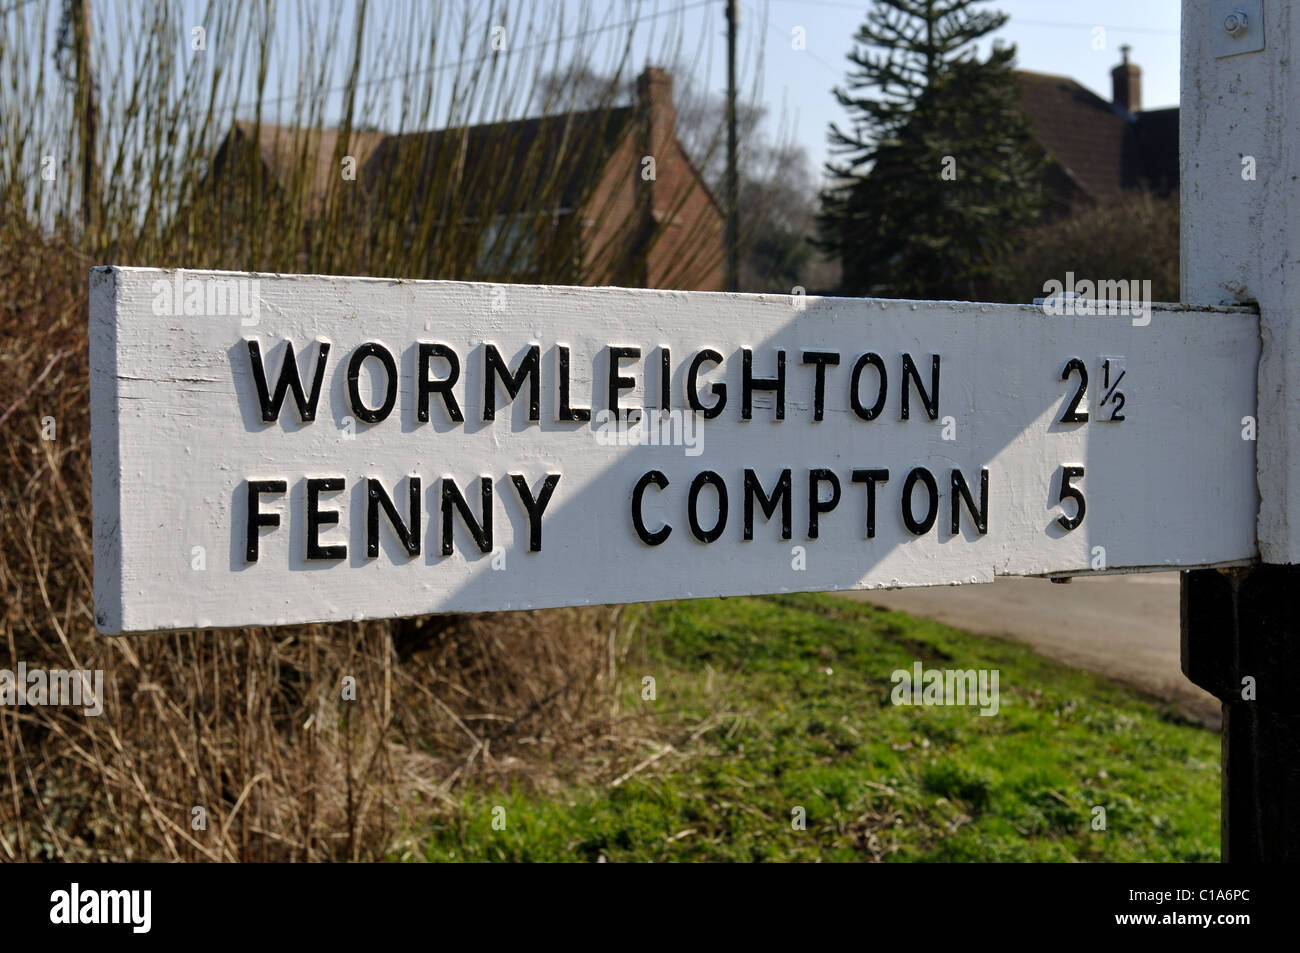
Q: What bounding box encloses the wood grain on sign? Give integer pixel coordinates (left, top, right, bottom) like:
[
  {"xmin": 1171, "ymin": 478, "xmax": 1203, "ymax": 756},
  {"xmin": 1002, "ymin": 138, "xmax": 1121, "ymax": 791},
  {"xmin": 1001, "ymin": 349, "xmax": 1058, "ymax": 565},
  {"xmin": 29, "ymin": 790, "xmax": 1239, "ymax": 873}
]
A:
[{"xmin": 89, "ymin": 267, "xmax": 1260, "ymax": 634}]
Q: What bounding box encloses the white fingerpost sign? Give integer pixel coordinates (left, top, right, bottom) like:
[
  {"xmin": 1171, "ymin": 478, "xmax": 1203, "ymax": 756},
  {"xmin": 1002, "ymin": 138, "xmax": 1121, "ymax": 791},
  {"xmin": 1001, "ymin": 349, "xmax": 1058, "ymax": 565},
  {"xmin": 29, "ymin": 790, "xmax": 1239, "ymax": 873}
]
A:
[{"xmin": 89, "ymin": 266, "xmax": 1258, "ymax": 634}]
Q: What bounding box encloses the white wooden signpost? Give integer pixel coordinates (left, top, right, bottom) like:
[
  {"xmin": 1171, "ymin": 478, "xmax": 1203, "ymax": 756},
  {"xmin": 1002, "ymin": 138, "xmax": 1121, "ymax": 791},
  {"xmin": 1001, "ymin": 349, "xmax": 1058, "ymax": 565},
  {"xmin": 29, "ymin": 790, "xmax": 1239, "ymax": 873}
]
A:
[
  {"xmin": 84, "ymin": 0, "xmax": 1300, "ymax": 861},
  {"xmin": 90, "ymin": 267, "xmax": 1258, "ymax": 634}
]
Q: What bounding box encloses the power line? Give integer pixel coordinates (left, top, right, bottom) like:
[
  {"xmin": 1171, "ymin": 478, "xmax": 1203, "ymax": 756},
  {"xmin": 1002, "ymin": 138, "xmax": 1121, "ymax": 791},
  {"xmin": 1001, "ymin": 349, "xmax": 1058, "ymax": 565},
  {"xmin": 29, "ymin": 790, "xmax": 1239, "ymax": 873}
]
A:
[
  {"xmin": 1013, "ymin": 18, "xmax": 1178, "ymax": 36},
  {"xmin": 237, "ymin": 0, "xmax": 716, "ymax": 112},
  {"xmin": 754, "ymin": 3, "xmax": 1177, "ymax": 81},
  {"xmin": 746, "ymin": 1, "xmax": 841, "ymax": 77},
  {"xmin": 767, "ymin": 0, "xmax": 1179, "ymax": 36},
  {"xmin": 0, "ymin": 0, "xmax": 41, "ymax": 16}
]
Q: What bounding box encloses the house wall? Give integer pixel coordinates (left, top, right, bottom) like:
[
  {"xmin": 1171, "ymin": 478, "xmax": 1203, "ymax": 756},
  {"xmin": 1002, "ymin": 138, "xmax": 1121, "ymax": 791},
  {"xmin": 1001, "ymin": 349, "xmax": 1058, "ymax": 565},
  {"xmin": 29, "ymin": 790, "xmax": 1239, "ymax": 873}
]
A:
[
  {"xmin": 579, "ymin": 133, "xmax": 646, "ymax": 288},
  {"xmin": 644, "ymin": 136, "xmax": 725, "ymax": 292},
  {"xmin": 579, "ymin": 68, "xmax": 724, "ymax": 292}
]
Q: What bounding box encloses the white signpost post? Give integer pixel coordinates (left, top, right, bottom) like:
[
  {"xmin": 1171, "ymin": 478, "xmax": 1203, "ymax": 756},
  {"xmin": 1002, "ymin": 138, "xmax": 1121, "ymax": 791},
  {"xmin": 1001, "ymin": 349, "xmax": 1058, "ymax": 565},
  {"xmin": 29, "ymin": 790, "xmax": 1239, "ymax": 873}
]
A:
[
  {"xmin": 1179, "ymin": 0, "xmax": 1300, "ymax": 862},
  {"xmin": 83, "ymin": 0, "xmax": 1299, "ymax": 863}
]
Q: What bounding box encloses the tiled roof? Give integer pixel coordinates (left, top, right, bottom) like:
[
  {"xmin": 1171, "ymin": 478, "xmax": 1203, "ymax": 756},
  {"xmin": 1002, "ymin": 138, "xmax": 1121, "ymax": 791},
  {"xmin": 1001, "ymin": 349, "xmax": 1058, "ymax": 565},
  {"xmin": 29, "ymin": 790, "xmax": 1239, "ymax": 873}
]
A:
[
  {"xmin": 1016, "ymin": 70, "xmax": 1178, "ymax": 203},
  {"xmin": 363, "ymin": 107, "xmax": 635, "ymax": 217},
  {"xmin": 227, "ymin": 121, "xmax": 388, "ymax": 215},
  {"xmin": 1016, "ymin": 70, "xmax": 1129, "ymax": 200},
  {"xmin": 223, "ymin": 107, "xmax": 636, "ymax": 221}
]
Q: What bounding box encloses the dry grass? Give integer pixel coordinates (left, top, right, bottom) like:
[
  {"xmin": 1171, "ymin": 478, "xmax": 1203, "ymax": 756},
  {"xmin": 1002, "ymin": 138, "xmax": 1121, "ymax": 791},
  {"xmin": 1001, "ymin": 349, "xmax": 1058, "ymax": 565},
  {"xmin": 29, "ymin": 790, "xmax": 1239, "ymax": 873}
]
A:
[
  {"xmin": 1, "ymin": 232, "xmax": 649, "ymax": 861},
  {"xmin": 0, "ymin": 0, "xmax": 774, "ymax": 861}
]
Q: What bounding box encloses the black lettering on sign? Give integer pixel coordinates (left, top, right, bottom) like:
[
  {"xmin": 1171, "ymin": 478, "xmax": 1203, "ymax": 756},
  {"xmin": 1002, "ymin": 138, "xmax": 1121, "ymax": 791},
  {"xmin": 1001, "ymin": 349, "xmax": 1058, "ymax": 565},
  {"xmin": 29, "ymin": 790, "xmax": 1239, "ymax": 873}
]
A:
[
  {"xmin": 687, "ymin": 349, "xmax": 727, "ymax": 419},
  {"xmin": 1059, "ymin": 358, "xmax": 1089, "ymax": 424},
  {"xmin": 851, "ymin": 469, "xmax": 889, "ymax": 538},
  {"xmin": 632, "ymin": 470, "xmax": 671, "ymax": 546},
  {"xmin": 509, "ymin": 473, "xmax": 561, "ymax": 552},
  {"xmin": 417, "ymin": 343, "xmax": 464, "ymax": 423},
  {"xmin": 1100, "ymin": 358, "xmax": 1126, "ymax": 422},
  {"xmin": 245, "ymin": 479, "xmax": 286, "ymax": 562},
  {"xmin": 608, "ymin": 346, "xmax": 641, "ymax": 422},
  {"xmin": 367, "ymin": 477, "xmax": 421, "ymax": 558},
  {"xmin": 801, "ymin": 351, "xmax": 839, "ymax": 421},
  {"xmin": 901, "ymin": 354, "xmax": 940, "ymax": 421},
  {"xmin": 807, "ymin": 468, "xmax": 841, "ymax": 539},
  {"xmin": 347, "ymin": 343, "xmax": 398, "ymax": 424},
  {"xmin": 306, "ymin": 477, "xmax": 347, "ymax": 560},
  {"xmin": 743, "ymin": 468, "xmax": 792, "ymax": 540},
  {"xmin": 742, "ymin": 348, "xmax": 786, "ymax": 420},
  {"xmin": 850, "ymin": 353, "xmax": 887, "ymax": 421},
  {"xmin": 950, "ymin": 468, "xmax": 989, "ymax": 535},
  {"xmin": 1108, "ymin": 392, "xmax": 1126, "ymax": 421},
  {"xmin": 441, "ymin": 476, "xmax": 493, "ymax": 555},
  {"xmin": 1057, "ymin": 466, "xmax": 1086, "ymax": 530},
  {"xmin": 483, "ymin": 344, "xmax": 540, "ymax": 421},
  {"xmin": 688, "ymin": 471, "xmax": 728, "ymax": 543},
  {"xmin": 659, "ymin": 347, "xmax": 672, "ymax": 411},
  {"xmin": 246, "ymin": 339, "xmax": 330, "ymax": 423},
  {"xmin": 902, "ymin": 467, "xmax": 939, "ymax": 535},
  {"xmin": 555, "ymin": 346, "xmax": 592, "ymax": 422}
]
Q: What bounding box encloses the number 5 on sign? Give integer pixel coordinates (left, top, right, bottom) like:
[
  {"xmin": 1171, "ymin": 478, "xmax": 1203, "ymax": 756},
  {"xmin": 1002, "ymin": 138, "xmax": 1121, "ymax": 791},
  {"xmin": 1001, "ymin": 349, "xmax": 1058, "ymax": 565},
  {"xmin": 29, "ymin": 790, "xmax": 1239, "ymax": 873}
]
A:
[{"xmin": 1056, "ymin": 465, "xmax": 1085, "ymax": 531}]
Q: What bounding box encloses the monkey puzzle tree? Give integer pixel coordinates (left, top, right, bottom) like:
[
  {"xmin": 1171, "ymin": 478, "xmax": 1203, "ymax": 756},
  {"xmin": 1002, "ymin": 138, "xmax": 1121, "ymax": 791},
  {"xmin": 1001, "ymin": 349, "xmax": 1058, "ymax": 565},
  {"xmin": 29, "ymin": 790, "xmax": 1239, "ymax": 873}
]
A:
[{"xmin": 818, "ymin": 0, "xmax": 1044, "ymax": 300}]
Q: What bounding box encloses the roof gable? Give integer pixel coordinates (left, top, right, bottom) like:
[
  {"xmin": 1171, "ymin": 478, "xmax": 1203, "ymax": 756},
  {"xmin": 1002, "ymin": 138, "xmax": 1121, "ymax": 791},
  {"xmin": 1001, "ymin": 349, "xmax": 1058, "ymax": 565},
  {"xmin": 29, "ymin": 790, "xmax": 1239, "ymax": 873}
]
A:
[
  {"xmin": 1016, "ymin": 70, "xmax": 1129, "ymax": 200},
  {"xmin": 225, "ymin": 121, "xmax": 387, "ymax": 215}
]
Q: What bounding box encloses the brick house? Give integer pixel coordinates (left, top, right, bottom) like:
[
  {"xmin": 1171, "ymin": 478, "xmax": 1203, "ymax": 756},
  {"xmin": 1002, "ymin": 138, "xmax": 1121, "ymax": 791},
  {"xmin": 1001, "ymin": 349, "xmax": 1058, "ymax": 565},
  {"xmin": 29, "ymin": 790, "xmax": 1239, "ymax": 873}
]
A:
[
  {"xmin": 1017, "ymin": 46, "xmax": 1178, "ymax": 213},
  {"xmin": 210, "ymin": 67, "xmax": 724, "ymax": 291}
]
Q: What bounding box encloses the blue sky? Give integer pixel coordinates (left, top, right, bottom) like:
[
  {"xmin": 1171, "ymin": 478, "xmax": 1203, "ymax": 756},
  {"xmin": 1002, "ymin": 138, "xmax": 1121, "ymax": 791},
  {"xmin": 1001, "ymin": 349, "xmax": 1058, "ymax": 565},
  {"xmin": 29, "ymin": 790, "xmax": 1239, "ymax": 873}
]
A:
[{"xmin": 687, "ymin": 0, "xmax": 1182, "ymax": 180}]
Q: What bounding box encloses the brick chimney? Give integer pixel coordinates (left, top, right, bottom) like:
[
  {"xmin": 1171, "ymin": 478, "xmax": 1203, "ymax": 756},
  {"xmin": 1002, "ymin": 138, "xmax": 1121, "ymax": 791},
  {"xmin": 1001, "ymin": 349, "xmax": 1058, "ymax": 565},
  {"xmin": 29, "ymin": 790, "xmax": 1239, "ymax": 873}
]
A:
[
  {"xmin": 637, "ymin": 67, "xmax": 675, "ymax": 170},
  {"xmin": 1111, "ymin": 45, "xmax": 1142, "ymax": 114}
]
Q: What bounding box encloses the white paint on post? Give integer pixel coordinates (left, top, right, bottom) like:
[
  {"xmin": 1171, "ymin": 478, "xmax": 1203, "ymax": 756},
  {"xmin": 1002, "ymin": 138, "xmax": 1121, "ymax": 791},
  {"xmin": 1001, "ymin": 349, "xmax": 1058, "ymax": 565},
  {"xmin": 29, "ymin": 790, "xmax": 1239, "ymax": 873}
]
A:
[
  {"xmin": 90, "ymin": 267, "xmax": 1258, "ymax": 634},
  {"xmin": 1182, "ymin": 0, "xmax": 1300, "ymax": 562}
]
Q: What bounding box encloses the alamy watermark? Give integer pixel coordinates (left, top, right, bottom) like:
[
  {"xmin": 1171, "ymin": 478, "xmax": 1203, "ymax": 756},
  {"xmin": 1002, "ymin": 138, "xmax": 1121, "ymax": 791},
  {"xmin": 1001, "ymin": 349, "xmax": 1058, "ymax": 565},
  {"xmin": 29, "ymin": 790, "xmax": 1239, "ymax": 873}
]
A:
[
  {"xmin": 593, "ymin": 408, "xmax": 703, "ymax": 456},
  {"xmin": 0, "ymin": 662, "xmax": 104, "ymax": 717},
  {"xmin": 890, "ymin": 661, "xmax": 999, "ymax": 716},
  {"xmin": 50, "ymin": 883, "xmax": 150, "ymax": 933},
  {"xmin": 1038, "ymin": 272, "xmax": 1152, "ymax": 327},
  {"xmin": 151, "ymin": 269, "xmax": 261, "ymax": 325}
]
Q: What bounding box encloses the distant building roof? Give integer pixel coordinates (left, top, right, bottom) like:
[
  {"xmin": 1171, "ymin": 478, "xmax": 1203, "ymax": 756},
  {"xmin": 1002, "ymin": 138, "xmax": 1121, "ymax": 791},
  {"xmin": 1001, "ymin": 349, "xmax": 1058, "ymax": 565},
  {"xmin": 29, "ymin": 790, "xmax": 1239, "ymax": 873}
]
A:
[
  {"xmin": 225, "ymin": 121, "xmax": 387, "ymax": 216},
  {"xmin": 1017, "ymin": 70, "xmax": 1129, "ymax": 201},
  {"xmin": 363, "ymin": 106, "xmax": 635, "ymax": 219},
  {"xmin": 210, "ymin": 66, "xmax": 724, "ymax": 291},
  {"xmin": 1015, "ymin": 52, "xmax": 1178, "ymax": 205}
]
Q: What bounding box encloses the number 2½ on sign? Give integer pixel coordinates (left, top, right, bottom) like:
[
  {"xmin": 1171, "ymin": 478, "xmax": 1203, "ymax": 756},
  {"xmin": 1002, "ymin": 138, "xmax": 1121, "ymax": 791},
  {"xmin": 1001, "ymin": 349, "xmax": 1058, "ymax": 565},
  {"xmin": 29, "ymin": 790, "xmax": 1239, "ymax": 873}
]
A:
[
  {"xmin": 1057, "ymin": 356, "xmax": 1127, "ymax": 425},
  {"xmin": 1097, "ymin": 356, "xmax": 1125, "ymax": 422}
]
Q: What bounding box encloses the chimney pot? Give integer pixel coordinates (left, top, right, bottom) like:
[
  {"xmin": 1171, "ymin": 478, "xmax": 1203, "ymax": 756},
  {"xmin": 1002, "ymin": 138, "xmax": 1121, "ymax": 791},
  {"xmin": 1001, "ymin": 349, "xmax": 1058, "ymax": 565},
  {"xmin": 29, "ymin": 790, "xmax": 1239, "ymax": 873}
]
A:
[
  {"xmin": 637, "ymin": 67, "xmax": 675, "ymax": 157},
  {"xmin": 1111, "ymin": 46, "xmax": 1142, "ymax": 114}
]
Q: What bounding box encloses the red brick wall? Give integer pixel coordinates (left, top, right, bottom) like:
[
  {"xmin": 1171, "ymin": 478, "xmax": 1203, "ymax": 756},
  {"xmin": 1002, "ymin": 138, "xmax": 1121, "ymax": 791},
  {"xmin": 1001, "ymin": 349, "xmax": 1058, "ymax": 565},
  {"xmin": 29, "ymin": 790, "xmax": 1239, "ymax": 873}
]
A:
[{"xmin": 579, "ymin": 68, "xmax": 724, "ymax": 292}]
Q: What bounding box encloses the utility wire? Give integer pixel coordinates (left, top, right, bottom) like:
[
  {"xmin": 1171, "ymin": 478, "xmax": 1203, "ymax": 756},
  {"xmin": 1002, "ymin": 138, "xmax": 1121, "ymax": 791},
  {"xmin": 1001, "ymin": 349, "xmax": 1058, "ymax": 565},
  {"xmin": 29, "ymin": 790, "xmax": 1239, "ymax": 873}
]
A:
[
  {"xmin": 237, "ymin": 0, "xmax": 715, "ymax": 112},
  {"xmin": 768, "ymin": 0, "xmax": 1179, "ymax": 36},
  {"xmin": 0, "ymin": 0, "xmax": 41, "ymax": 16}
]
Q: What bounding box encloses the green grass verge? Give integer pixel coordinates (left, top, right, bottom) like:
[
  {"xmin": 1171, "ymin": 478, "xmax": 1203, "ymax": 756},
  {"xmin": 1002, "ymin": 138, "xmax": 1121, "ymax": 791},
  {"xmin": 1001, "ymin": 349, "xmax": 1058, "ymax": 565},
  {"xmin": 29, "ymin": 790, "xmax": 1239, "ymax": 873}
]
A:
[{"xmin": 409, "ymin": 593, "xmax": 1219, "ymax": 862}]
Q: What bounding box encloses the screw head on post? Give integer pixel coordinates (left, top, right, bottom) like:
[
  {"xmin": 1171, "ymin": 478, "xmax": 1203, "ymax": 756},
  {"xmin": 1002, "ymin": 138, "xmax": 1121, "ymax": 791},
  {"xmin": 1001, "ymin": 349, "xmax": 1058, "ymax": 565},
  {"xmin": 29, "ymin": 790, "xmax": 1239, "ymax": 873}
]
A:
[{"xmin": 1224, "ymin": 9, "xmax": 1249, "ymax": 38}]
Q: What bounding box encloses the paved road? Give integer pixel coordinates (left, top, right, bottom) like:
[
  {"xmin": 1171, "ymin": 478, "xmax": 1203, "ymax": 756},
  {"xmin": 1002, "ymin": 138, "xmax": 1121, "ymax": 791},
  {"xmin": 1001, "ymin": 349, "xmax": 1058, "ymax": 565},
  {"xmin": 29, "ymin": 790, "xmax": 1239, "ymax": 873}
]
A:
[{"xmin": 840, "ymin": 573, "xmax": 1221, "ymax": 729}]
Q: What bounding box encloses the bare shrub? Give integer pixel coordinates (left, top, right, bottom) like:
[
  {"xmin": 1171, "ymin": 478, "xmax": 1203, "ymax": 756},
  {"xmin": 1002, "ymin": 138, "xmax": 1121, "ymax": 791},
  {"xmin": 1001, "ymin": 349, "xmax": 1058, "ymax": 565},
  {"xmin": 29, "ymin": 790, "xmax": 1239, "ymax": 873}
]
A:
[
  {"xmin": 983, "ymin": 192, "xmax": 1179, "ymax": 305},
  {"xmin": 0, "ymin": 0, "xmax": 730, "ymax": 861}
]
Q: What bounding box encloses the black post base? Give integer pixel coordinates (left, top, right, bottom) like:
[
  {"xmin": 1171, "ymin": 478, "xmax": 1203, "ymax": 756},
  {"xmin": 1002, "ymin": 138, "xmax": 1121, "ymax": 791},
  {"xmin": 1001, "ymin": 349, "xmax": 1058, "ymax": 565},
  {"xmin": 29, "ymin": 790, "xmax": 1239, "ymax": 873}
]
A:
[{"xmin": 1182, "ymin": 566, "xmax": 1300, "ymax": 862}]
